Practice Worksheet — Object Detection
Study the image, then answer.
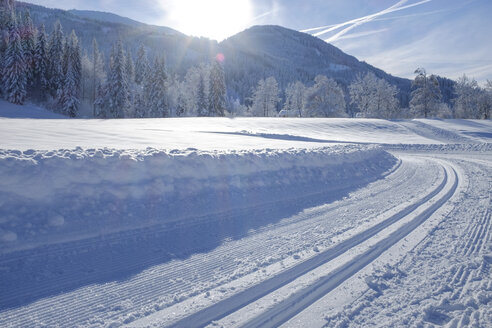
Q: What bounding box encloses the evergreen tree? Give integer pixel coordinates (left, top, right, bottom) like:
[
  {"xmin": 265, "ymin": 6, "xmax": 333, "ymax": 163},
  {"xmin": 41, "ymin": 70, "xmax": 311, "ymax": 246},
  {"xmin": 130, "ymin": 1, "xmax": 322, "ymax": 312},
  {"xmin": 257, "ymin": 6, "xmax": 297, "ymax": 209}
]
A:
[
  {"xmin": 33, "ymin": 24, "xmax": 48, "ymax": 93},
  {"xmin": 208, "ymin": 59, "xmax": 226, "ymax": 116},
  {"xmin": 0, "ymin": 3, "xmax": 15, "ymax": 97},
  {"xmin": 125, "ymin": 50, "xmax": 135, "ymax": 83},
  {"xmin": 94, "ymin": 83, "xmax": 109, "ymax": 118},
  {"xmin": 134, "ymin": 44, "xmax": 149, "ymax": 85},
  {"xmin": 197, "ymin": 73, "xmax": 207, "ymax": 116},
  {"xmin": 20, "ymin": 10, "xmax": 36, "ymax": 85},
  {"xmin": 47, "ymin": 20, "xmax": 64, "ymax": 97},
  {"xmin": 144, "ymin": 56, "xmax": 168, "ymax": 117},
  {"xmin": 91, "ymin": 38, "xmax": 105, "ymax": 116},
  {"xmin": 2, "ymin": 25, "xmax": 27, "ymax": 104},
  {"xmin": 410, "ymin": 68, "xmax": 442, "ymax": 118},
  {"xmin": 107, "ymin": 40, "xmax": 129, "ymax": 118},
  {"xmin": 59, "ymin": 30, "xmax": 81, "ymax": 117}
]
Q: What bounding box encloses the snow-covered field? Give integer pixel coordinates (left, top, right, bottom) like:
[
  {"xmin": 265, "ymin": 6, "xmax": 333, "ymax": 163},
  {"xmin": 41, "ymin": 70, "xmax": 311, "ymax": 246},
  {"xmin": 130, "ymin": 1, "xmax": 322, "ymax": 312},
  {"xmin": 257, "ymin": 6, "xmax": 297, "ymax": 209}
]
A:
[{"xmin": 0, "ymin": 101, "xmax": 490, "ymax": 327}]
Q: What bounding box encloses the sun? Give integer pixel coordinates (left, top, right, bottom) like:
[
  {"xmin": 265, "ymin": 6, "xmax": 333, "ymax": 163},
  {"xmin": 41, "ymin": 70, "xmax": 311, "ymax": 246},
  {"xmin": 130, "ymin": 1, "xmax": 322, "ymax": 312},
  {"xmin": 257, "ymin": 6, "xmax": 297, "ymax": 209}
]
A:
[{"xmin": 160, "ymin": 0, "xmax": 253, "ymax": 41}]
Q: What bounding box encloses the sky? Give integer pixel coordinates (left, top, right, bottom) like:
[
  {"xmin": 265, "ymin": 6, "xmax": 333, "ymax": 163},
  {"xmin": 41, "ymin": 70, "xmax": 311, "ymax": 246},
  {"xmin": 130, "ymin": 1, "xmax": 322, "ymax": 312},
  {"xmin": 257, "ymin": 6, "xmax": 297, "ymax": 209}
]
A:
[{"xmin": 26, "ymin": 0, "xmax": 492, "ymax": 83}]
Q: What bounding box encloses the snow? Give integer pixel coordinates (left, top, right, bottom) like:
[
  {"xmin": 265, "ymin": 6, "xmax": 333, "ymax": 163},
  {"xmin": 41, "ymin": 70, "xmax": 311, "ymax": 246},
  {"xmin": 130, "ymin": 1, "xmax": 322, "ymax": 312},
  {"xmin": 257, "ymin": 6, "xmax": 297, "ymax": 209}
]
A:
[
  {"xmin": 0, "ymin": 145, "xmax": 396, "ymax": 254},
  {"xmin": 0, "ymin": 106, "xmax": 490, "ymax": 327},
  {"xmin": 0, "ymin": 99, "xmax": 65, "ymax": 119}
]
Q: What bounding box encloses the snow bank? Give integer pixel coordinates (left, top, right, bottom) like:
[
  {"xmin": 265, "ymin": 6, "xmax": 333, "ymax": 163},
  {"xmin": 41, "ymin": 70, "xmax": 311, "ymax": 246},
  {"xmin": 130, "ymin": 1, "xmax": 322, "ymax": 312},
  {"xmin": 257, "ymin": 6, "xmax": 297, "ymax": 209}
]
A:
[{"xmin": 0, "ymin": 146, "xmax": 397, "ymax": 253}]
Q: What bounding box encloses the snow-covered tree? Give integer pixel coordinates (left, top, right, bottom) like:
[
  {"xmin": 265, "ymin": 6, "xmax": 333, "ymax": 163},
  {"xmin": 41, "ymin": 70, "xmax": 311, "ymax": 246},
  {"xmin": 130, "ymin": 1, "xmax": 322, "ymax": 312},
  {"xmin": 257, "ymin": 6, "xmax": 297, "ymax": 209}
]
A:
[
  {"xmin": 349, "ymin": 72, "xmax": 376, "ymax": 117},
  {"xmin": 59, "ymin": 30, "xmax": 81, "ymax": 117},
  {"xmin": 90, "ymin": 38, "xmax": 105, "ymax": 116},
  {"xmin": 125, "ymin": 50, "xmax": 135, "ymax": 83},
  {"xmin": 250, "ymin": 76, "xmax": 280, "ymax": 117},
  {"xmin": 373, "ymin": 78, "xmax": 399, "ymax": 119},
  {"xmin": 305, "ymin": 75, "xmax": 346, "ymax": 117},
  {"xmin": 349, "ymin": 72, "xmax": 399, "ymax": 119},
  {"xmin": 208, "ymin": 59, "xmax": 226, "ymax": 116},
  {"xmin": 479, "ymin": 80, "xmax": 492, "ymax": 119},
  {"xmin": 144, "ymin": 56, "xmax": 168, "ymax": 117},
  {"xmin": 197, "ymin": 73, "xmax": 208, "ymax": 116},
  {"xmin": 0, "ymin": 0, "xmax": 15, "ymax": 87},
  {"xmin": 134, "ymin": 44, "xmax": 149, "ymax": 85},
  {"xmin": 2, "ymin": 22, "xmax": 27, "ymax": 104},
  {"xmin": 47, "ymin": 20, "xmax": 64, "ymax": 97},
  {"xmin": 33, "ymin": 24, "xmax": 48, "ymax": 93},
  {"xmin": 283, "ymin": 81, "xmax": 306, "ymax": 117},
  {"xmin": 453, "ymin": 74, "xmax": 483, "ymax": 119},
  {"xmin": 410, "ymin": 68, "xmax": 442, "ymax": 118},
  {"xmin": 94, "ymin": 83, "xmax": 109, "ymax": 118},
  {"xmin": 20, "ymin": 10, "xmax": 36, "ymax": 85},
  {"xmin": 107, "ymin": 40, "xmax": 129, "ymax": 118}
]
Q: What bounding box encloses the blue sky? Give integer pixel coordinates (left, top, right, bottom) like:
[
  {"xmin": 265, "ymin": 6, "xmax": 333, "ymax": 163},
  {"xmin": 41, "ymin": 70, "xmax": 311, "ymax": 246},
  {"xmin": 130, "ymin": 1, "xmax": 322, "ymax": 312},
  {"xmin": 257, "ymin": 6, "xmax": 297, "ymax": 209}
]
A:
[{"xmin": 27, "ymin": 0, "xmax": 492, "ymax": 82}]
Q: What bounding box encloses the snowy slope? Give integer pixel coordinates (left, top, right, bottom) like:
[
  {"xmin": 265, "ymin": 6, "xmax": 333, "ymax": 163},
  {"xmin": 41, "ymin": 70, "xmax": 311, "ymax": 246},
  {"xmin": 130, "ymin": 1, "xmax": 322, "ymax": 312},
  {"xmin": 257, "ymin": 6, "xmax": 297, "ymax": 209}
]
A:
[
  {"xmin": 0, "ymin": 117, "xmax": 447, "ymax": 151},
  {"xmin": 0, "ymin": 114, "xmax": 490, "ymax": 327},
  {"xmin": 0, "ymin": 99, "xmax": 65, "ymax": 119}
]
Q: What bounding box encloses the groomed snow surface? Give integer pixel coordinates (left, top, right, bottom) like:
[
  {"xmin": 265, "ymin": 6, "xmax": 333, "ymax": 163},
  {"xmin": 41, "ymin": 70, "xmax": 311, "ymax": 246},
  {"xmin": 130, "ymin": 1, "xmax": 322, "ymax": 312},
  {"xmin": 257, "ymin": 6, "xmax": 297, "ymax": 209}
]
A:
[{"xmin": 0, "ymin": 101, "xmax": 491, "ymax": 327}]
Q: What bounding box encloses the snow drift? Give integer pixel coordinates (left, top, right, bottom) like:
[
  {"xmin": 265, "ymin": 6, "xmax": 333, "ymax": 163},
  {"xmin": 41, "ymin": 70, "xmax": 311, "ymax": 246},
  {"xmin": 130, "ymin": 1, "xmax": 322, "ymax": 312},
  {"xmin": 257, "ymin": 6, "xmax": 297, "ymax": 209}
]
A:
[{"xmin": 0, "ymin": 146, "xmax": 397, "ymax": 253}]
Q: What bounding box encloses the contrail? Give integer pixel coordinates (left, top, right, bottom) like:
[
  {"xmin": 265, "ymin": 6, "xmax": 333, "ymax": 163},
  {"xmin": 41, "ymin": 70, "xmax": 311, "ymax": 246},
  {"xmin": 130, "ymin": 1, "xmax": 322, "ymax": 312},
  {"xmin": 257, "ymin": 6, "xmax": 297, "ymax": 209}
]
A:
[
  {"xmin": 301, "ymin": 0, "xmax": 408, "ymax": 36},
  {"xmin": 300, "ymin": 0, "xmax": 433, "ymax": 43}
]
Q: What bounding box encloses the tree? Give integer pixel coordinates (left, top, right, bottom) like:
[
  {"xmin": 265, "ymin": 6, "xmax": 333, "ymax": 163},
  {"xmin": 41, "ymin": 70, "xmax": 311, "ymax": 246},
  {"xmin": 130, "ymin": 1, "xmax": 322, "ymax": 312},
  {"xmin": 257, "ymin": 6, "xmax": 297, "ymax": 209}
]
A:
[
  {"xmin": 349, "ymin": 72, "xmax": 376, "ymax": 117},
  {"xmin": 125, "ymin": 50, "xmax": 135, "ymax": 83},
  {"xmin": 453, "ymin": 74, "xmax": 483, "ymax": 119},
  {"xmin": 2, "ymin": 25, "xmax": 27, "ymax": 104},
  {"xmin": 350, "ymin": 73, "xmax": 400, "ymax": 119},
  {"xmin": 47, "ymin": 20, "xmax": 64, "ymax": 97},
  {"xmin": 479, "ymin": 80, "xmax": 492, "ymax": 119},
  {"xmin": 107, "ymin": 40, "xmax": 129, "ymax": 118},
  {"xmin": 144, "ymin": 56, "xmax": 168, "ymax": 117},
  {"xmin": 208, "ymin": 59, "xmax": 226, "ymax": 116},
  {"xmin": 134, "ymin": 44, "xmax": 149, "ymax": 85},
  {"xmin": 410, "ymin": 68, "xmax": 442, "ymax": 118},
  {"xmin": 33, "ymin": 24, "xmax": 48, "ymax": 94},
  {"xmin": 90, "ymin": 38, "xmax": 105, "ymax": 116},
  {"xmin": 250, "ymin": 76, "xmax": 280, "ymax": 117},
  {"xmin": 58, "ymin": 30, "xmax": 81, "ymax": 117},
  {"xmin": 305, "ymin": 75, "xmax": 346, "ymax": 117},
  {"xmin": 20, "ymin": 10, "xmax": 36, "ymax": 85},
  {"xmin": 283, "ymin": 81, "xmax": 306, "ymax": 117},
  {"xmin": 0, "ymin": 0, "xmax": 15, "ymax": 89},
  {"xmin": 197, "ymin": 73, "xmax": 208, "ymax": 116}
]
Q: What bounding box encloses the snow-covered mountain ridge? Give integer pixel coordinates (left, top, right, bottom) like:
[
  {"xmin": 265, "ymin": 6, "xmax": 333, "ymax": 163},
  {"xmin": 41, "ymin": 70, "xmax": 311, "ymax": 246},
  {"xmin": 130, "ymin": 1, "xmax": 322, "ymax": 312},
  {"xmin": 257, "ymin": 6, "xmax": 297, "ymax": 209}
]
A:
[{"xmin": 16, "ymin": 2, "xmax": 419, "ymax": 106}]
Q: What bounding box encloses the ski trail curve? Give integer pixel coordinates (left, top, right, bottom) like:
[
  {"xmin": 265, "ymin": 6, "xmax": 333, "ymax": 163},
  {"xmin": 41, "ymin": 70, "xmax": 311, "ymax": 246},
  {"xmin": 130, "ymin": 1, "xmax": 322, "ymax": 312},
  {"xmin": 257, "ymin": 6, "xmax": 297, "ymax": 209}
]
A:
[{"xmin": 165, "ymin": 161, "xmax": 458, "ymax": 328}]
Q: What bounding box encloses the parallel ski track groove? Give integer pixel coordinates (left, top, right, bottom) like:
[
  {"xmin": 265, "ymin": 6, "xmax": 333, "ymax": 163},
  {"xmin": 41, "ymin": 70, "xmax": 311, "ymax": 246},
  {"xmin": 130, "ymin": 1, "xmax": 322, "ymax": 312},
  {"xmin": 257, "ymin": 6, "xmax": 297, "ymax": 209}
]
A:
[
  {"xmin": 240, "ymin": 164, "xmax": 458, "ymax": 328},
  {"xmin": 167, "ymin": 162, "xmax": 454, "ymax": 328}
]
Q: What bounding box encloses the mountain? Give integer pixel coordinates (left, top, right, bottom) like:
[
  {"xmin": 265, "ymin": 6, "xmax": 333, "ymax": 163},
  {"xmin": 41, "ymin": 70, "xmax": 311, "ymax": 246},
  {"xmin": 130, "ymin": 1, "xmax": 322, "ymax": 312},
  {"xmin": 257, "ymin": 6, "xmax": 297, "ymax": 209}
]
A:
[
  {"xmin": 16, "ymin": 1, "xmax": 216, "ymax": 76},
  {"xmin": 17, "ymin": 1, "xmax": 455, "ymax": 109},
  {"xmin": 67, "ymin": 9, "xmax": 180, "ymax": 35},
  {"xmin": 218, "ymin": 25, "xmax": 412, "ymax": 106}
]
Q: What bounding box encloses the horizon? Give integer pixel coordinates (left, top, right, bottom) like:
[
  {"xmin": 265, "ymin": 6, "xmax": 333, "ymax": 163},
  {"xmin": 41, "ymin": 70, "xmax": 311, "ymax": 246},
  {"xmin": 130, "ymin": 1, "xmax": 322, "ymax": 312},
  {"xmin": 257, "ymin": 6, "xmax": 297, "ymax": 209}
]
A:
[{"xmin": 21, "ymin": 0, "xmax": 492, "ymax": 83}]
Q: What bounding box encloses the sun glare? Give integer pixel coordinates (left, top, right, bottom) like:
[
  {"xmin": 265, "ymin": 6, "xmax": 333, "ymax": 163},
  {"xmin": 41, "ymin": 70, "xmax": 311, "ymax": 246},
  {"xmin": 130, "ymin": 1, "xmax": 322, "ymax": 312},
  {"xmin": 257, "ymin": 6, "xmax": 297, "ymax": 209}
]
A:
[{"xmin": 160, "ymin": 0, "xmax": 253, "ymax": 41}]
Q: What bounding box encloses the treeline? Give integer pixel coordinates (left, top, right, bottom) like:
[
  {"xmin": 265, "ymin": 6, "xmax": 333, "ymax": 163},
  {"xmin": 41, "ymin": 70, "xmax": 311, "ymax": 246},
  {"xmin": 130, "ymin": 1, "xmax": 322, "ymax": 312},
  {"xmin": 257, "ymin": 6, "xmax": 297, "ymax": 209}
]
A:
[
  {"xmin": 246, "ymin": 69, "xmax": 491, "ymax": 119},
  {"xmin": 1, "ymin": 1, "xmax": 491, "ymax": 119}
]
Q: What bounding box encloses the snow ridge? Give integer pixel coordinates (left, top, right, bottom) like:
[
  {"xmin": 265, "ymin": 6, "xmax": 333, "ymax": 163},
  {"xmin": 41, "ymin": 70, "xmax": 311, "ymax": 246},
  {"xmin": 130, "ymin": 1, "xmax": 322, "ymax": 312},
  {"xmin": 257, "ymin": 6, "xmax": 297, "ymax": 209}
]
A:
[{"xmin": 0, "ymin": 145, "xmax": 397, "ymax": 253}]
